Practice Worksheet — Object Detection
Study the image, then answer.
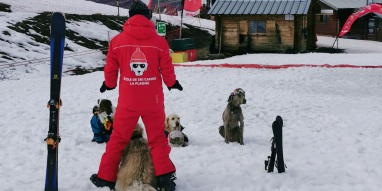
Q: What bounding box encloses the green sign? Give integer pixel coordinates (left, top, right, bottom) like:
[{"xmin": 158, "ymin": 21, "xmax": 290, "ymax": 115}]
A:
[{"xmin": 157, "ymin": 22, "xmax": 166, "ymax": 36}]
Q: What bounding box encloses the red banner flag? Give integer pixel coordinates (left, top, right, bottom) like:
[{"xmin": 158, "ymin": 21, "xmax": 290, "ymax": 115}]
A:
[
  {"xmin": 183, "ymin": 0, "xmax": 202, "ymax": 17},
  {"xmin": 140, "ymin": 0, "xmax": 152, "ymax": 9},
  {"xmin": 339, "ymin": 3, "xmax": 382, "ymax": 37}
]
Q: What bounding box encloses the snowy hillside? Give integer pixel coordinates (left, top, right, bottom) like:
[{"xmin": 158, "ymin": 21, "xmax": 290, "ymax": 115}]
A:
[
  {"xmin": 0, "ymin": 11, "xmax": 125, "ymax": 80},
  {"xmin": 0, "ymin": 0, "xmax": 214, "ymax": 80},
  {"xmin": 1, "ymin": 0, "xmax": 130, "ymax": 15}
]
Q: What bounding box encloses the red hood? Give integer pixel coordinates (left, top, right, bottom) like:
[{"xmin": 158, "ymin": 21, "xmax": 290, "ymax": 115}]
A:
[{"xmin": 123, "ymin": 15, "xmax": 157, "ymax": 40}]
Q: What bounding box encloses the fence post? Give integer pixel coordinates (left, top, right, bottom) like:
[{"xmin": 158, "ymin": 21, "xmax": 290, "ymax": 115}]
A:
[{"xmin": 116, "ymin": 0, "xmax": 119, "ymax": 16}]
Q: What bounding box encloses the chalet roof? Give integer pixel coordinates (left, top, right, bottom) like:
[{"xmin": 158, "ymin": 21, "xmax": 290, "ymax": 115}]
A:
[
  {"xmin": 208, "ymin": 0, "xmax": 312, "ymax": 15},
  {"xmin": 319, "ymin": 0, "xmax": 382, "ymax": 10}
]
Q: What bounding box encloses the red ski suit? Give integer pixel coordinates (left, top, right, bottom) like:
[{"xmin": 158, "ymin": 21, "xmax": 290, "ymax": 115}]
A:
[{"xmin": 97, "ymin": 15, "xmax": 176, "ymax": 182}]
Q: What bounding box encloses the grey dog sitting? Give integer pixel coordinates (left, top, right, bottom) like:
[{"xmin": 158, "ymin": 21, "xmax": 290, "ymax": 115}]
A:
[{"xmin": 219, "ymin": 88, "xmax": 247, "ymax": 145}]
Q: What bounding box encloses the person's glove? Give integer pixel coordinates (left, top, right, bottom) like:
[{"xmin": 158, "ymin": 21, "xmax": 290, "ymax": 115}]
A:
[
  {"xmin": 167, "ymin": 80, "xmax": 183, "ymax": 91},
  {"xmin": 100, "ymin": 81, "xmax": 116, "ymax": 93}
]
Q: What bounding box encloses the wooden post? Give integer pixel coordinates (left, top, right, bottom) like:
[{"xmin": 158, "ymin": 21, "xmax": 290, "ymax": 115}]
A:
[
  {"xmin": 294, "ymin": 15, "xmax": 302, "ymax": 53},
  {"xmin": 307, "ymin": 0, "xmax": 320, "ymax": 50},
  {"xmin": 219, "ymin": 18, "xmax": 222, "ymax": 54},
  {"xmin": 180, "ymin": 4, "xmax": 184, "ymax": 39}
]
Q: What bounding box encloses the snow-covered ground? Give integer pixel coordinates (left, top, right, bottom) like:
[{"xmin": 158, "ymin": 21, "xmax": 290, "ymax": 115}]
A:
[
  {"xmin": 316, "ymin": 36, "xmax": 382, "ymax": 54},
  {"xmin": 1, "ymin": 67, "xmax": 382, "ymax": 191},
  {"xmin": 187, "ymin": 36, "xmax": 382, "ymax": 66}
]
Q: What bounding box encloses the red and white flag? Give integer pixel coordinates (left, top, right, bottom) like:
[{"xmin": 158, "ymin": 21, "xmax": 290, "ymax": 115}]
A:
[
  {"xmin": 339, "ymin": 3, "xmax": 382, "ymax": 37},
  {"xmin": 183, "ymin": 0, "xmax": 202, "ymax": 17},
  {"xmin": 140, "ymin": 0, "xmax": 152, "ymax": 9}
]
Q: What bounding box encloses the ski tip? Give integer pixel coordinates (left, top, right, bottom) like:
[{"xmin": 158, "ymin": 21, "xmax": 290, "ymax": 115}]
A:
[
  {"xmin": 52, "ymin": 12, "xmax": 64, "ymax": 16},
  {"xmin": 52, "ymin": 12, "xmax": 66, "ymax": 20},
  {"xmin": 275, "ymin": 116, "xmax": 283, "ymax": 127}
]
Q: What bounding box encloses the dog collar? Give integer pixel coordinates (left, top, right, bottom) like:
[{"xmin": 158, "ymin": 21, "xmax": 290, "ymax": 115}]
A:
[{"xmin": 230, "ymin": 106, "xmax": 241, "ymax": 113}]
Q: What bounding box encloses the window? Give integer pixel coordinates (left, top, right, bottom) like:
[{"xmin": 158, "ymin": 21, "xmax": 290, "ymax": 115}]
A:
[
  {"xmin": 321, "ymin": 15, "xmax": 330, "ymax": 22},
  {"xmin": 318, "ymin": 15, "xmax": 331, "ymax": 22},
  {"xmin": 249, "ymin": 21, "xmax": 266, "ymax": 33},
  {"xmin": 285, "ymin": 15, "xmax": 294, "ymax": 21}
]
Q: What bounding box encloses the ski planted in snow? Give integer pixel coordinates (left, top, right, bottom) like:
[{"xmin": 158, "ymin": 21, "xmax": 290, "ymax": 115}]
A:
[
  {"xmin": 265, "ymin": 116, "xmax": 286, "ymax": 173},
  {"xmin": 44, "ymin": 12, "xmax": 66, "ymax": 191}
]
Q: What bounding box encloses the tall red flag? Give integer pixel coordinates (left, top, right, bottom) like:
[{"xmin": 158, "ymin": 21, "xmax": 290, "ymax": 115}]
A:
[{"xmin": 183, "ymin": 0, "xmax": 202, "ymax": 17}]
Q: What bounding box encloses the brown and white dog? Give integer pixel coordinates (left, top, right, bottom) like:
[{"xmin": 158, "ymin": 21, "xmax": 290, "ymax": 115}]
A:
[
  {"xmin": 115, "ymin": 124, "xmax": 157, "ymax": 191},
  {"xmin": 165, "ymin": 114, "xmax": 189, "ymax": 147}
]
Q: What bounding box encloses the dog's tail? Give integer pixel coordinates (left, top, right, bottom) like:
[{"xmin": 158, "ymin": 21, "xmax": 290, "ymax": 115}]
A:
[{"xmin": 116, "ymin": 139, "xmax": 156, "ymax": 191}]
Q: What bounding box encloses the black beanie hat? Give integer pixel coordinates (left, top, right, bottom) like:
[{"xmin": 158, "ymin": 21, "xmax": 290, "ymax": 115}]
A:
[{"xmin": 129, "ymin": 0, "xmax": 152, "ymax": 20}]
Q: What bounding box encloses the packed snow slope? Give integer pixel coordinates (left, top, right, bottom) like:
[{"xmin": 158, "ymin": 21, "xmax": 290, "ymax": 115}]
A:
[{"xmin": 1, "ymin": 66, "xmax": 382, "ymax": 191}]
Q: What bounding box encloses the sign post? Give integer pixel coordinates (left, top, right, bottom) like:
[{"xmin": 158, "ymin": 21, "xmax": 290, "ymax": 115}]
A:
[
  {"xmin": 116, "ymin": 0, "xmax": 119, "ymax": 16},
  {"xmin": 157, "ymin": 22, "xmax": 166, "ymax": 37},
  {"xmin": 157, "ymin": 0, "xmax": 161, "ymax": 21}
]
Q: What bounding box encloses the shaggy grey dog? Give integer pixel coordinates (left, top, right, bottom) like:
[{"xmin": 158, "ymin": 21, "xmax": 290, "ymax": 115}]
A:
[{"xmin": 115, "ymin": 124, "xmax": 158, "ymax": 191}]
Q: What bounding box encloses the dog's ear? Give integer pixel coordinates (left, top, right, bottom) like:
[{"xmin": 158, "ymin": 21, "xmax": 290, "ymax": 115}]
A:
[
  {"xmin": 164, "ymin": 116, "xmax": 169, "ymax": 131},
  {"xmin": 227, "ymin": 94, "xmax": 234, "ymax": 103}
]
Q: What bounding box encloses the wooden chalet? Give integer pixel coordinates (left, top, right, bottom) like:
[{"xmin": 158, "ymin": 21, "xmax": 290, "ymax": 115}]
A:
[{"xmin": 208, "ymin": 0, "xmax": 320, "ymax": 54}]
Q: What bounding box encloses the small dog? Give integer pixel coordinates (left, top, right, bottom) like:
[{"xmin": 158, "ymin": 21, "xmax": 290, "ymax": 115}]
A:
[
  {"xmin": 219, "ymin": 88, "xmax": 246, "ymax": 145},
  {"xmin": 91, "ymin": 99, "xmax": 115, "ymax": 143},
  {"xmin": 115, "ymin": 124, "xmax": 157, "ymax": 191},
  {"xmin": 165, "ymin": 114, "xmax": 189, "ymax": 147},
  {"xmin": 97, "ymin": 99, "xmax": 115, "ymax": 124}
]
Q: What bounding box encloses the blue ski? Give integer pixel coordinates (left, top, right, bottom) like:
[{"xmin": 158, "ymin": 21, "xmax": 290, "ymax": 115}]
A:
[{"xmin": 44, "ymin": 12, "xmax": 66, "ymax": 191}]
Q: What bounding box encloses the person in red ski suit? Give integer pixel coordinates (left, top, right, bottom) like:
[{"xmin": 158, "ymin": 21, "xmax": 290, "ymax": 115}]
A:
[{"xmin": 90, "ymin": 1, "xmax": 182, "ymax": 190}]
